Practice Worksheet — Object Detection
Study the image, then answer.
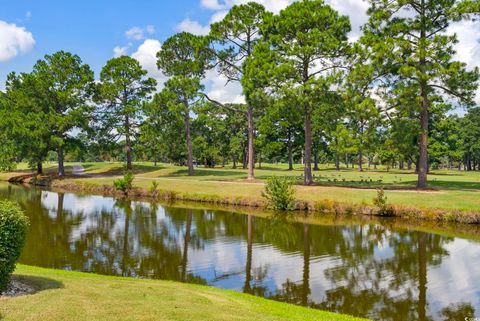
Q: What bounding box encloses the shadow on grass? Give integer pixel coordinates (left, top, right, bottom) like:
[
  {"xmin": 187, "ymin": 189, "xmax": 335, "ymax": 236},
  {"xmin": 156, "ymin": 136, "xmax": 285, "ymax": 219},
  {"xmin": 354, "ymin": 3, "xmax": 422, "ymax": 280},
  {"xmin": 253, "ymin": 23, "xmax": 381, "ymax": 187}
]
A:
[
  {"xmin": 424, "ymin": 180, "xmax": 480, "ymax": 190},
  {"xmin": 69, "ymin": 164, "xmax": 165, "ymax": 178},
  {"xmin": 170, "ymin": 168, "xmax": 246, "ymax": 177},
  {"xmin": 12, "ymin": 275, "xmax": 64, "ymax": 294}
]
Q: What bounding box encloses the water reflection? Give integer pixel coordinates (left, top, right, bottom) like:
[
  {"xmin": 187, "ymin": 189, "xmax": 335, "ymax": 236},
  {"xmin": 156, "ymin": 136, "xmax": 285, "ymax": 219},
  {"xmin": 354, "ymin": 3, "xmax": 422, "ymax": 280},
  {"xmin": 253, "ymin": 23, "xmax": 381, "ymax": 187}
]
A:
[{"xmin": 0, "ymin": 183, "xmax": 479, "ymax": 321}]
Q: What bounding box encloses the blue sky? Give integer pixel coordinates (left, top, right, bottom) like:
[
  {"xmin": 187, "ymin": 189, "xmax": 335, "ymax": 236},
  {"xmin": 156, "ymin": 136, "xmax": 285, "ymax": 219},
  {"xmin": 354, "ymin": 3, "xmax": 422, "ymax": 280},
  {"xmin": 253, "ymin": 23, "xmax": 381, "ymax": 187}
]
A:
[
  {"xmin": 1, "ymin": 0, "xmax": 479, "ymax": 104},
  {"xmin": 0, "ymin": 0, "xmax": 209, "ymax": 87}
]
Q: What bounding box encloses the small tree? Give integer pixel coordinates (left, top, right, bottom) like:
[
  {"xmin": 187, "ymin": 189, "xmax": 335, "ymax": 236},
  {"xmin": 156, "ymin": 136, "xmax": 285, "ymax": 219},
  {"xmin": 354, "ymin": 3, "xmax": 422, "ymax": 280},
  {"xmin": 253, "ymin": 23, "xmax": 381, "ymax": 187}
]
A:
[
  {"xmin": 262, "ymin": 176, "xmax": 296, "ymax": 211},
  {"xmin": 373, "ymin": 187, "xmax": 394, "ymax": 216}
]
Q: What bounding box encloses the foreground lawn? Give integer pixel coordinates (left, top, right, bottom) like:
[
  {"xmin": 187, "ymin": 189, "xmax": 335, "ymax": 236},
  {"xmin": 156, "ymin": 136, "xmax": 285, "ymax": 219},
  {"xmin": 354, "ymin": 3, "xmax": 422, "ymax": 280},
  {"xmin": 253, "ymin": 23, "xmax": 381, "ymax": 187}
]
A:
[
  {"xmin": 0, "ymin": 265, "xmax": 365, "ymax": 321},
  {"xmin": 2, "ymin": 162, "xmax": 480, "ymax": 210}
]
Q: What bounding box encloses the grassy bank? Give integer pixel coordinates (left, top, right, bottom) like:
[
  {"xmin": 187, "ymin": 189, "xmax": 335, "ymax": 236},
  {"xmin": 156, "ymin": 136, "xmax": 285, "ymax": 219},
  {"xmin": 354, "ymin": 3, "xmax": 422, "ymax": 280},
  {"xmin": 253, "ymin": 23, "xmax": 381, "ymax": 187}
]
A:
[
  {"xmin": 0, "ymin": 265, "xmax": 365, "ymax": 321},
  {"xmin": 3, "ymin": 162, "xmax": 480, "ymax": 222}
]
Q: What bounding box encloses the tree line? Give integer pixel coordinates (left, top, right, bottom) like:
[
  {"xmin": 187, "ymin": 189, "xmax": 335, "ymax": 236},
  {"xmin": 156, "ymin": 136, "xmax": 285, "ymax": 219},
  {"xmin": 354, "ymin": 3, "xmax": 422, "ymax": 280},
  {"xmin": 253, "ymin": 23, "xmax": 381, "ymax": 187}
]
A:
[{"xmin": 0, "ymin": 0, "xmax": 479, "ymax": 189}]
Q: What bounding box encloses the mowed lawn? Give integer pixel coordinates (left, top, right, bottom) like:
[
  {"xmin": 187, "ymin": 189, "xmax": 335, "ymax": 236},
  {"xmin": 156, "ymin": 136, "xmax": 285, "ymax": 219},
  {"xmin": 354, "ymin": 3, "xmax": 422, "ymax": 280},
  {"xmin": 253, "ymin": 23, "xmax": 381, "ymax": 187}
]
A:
[
  {"xmin": 2, "ymin": 162, "xmax": 480, "ymax": 210},
  {"xmin": 0, "ymin": 265, "xmax": 366, "ymax": 321}
]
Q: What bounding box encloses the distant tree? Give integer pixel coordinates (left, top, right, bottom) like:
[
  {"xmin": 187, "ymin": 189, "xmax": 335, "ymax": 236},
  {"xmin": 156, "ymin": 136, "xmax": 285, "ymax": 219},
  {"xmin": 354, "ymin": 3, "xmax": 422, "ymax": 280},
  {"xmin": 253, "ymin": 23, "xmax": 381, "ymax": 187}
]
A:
[
  {"xmin": 96, "ymin": 56, "xmax": 156, "ymax": 170},
  {"xmin": 259, "ymin": 96, "xmax": 303, "ymax": 171},
  {"xmin": 459, "ymin": 107, "xmax": 480, "ymax": 170},
  {"xmin": 4, "ymin": 72, "xmax": 53, "ymax": 174},
  {"xmin": 157, "ymin": 32, "xmax": 211, "ymax": 176},
  {"xmin": 0, "ymin": 92, "xmax": 16, "ymax": 171},
  {"xmin": 344, "ymin": 50, "xmax": 383, "ymax": 172},
  {"xmin": 206, "ymin": 2, "xmax": 267, "ymax": 180},
  {"xmin": 32, "ymin": 51, "xmax": 94, "ymax": 176},
  {"xmin": 364, "ymin": 0, "xmax": 479, "ymax": 187}
]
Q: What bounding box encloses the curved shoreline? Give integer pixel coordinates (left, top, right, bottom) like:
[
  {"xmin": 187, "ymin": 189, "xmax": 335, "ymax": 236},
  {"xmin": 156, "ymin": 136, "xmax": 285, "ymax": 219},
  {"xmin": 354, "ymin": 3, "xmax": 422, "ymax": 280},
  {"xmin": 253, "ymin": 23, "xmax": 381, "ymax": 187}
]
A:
[
  {"xmin": 8, "ymin": 174, "xmax": 480, "ymax": 225},
  {"xmin": 1, "ymin": 265, "xmax": 366, "ymax": 321}
]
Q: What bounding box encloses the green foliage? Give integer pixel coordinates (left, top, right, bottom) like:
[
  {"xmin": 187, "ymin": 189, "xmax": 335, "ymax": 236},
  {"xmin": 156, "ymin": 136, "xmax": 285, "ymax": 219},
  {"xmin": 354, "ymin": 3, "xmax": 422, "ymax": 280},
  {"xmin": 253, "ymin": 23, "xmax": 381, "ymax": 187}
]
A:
[
  {"xmin": 149, "ymin": 180, "xmax": 159, "ymax": 194},
  {"xmin": 262, "ymin": 176, "xmax": 296, "ymax": 211},
  {"xmin": 3, "ymin": 51, "xmax": 95, "ymax": 175},
  {"xmin": 255, "ymin": 0, "xmax": 351, "ymax": 184},
  {"xmin": 113, "ymin": 172, "xmax": 135, "ymax": 194},
  {"xmin": 363, "ymin": 0, "xmax": 479, "ymax": 187},
  {"xmin": 96, "ymin": 56, "xmax": 156, "ymax": 170},
  {"xmin": 157, "ymin": 32, "xmax": 211, "ymax": 176},
  {"xmin": 373, "ymin": 188, "xmax": 394, "ymax": 216},
  {"xmin": 0, "ymin": 201, "xmax": 29, "ymax": 291}
]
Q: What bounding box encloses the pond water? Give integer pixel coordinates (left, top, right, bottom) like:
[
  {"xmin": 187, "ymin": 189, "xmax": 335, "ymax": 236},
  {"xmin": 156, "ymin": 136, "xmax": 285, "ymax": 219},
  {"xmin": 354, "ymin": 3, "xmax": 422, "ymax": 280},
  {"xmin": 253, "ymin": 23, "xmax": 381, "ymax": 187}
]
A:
[{"xmin": 1, "ymin": 182, "xmax": 479, "ymax": 321}]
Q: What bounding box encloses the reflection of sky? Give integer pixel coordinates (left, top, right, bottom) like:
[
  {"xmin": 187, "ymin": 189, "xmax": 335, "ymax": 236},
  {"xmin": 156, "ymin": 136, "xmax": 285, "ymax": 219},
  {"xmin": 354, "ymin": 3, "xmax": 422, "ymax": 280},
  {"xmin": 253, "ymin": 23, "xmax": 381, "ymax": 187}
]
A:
[
  {"xmin": 29, "ymin": 188, "xmax": 480, "ymax": 319},
  {"xmin": 428, "ymin": 239, "xmax": 480, "ymax": 318}
]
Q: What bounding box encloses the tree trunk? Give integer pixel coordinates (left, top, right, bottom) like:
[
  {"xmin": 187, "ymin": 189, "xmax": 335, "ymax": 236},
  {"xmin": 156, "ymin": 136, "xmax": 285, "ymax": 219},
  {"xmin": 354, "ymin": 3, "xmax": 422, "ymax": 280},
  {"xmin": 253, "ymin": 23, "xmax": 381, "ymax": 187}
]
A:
[
  {"xmin": 304, "ymin": 110, "xmax": 313, "ymax": 185},
  {"xmin": 184, "ymin": 112, "xmax": 194, "ymax": 176},
  {"xmin": 358, "ymin": 147, "xmax": 363, "ymax": 172},
  {"xmin": 288, "ymin": 129, "xmax": 294, "ymax": 171},
  {"xmin": 232, "ymin": 155, "xmax": 237, "ymax": 169},
  {"xmin": 313, "ymin": 147, "xmax": 319, "ymax": 171},
  {"xmin": 125, "ymin": 116, "xmax": 133, "ymax": 171},
  {"xmin": 247, "ymin": 108, "xmax": 255, "ymax": 180},
  {"xmin": 417, "ymin": 82, "xmax": 429, "ymax": 189},
  {"xmin": 58, "ymin": 146, "xmax": 65, "ymax": 177},
  {"xmin": 335, "ymin": 139, "xmax": 340, "ymax": 171},
  {"xmin": 417, "ymin": 1, "xmax": 429, "ymax": 189},
  {"xmin": 242, "ymin": 145, "xmax": 247, "ymax": 169},
  {"xmin": 37, "ymin": 161, "xmax": 43, "ymax": 175}
]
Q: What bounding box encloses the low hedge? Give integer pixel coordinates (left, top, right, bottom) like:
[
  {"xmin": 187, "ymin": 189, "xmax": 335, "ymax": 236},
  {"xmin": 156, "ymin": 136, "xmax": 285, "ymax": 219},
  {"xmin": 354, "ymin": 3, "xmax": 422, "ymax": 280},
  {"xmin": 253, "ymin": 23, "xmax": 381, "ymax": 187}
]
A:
[{"xmin": 0, "ymin": 200, "xmax": 29, "ymax": 292}]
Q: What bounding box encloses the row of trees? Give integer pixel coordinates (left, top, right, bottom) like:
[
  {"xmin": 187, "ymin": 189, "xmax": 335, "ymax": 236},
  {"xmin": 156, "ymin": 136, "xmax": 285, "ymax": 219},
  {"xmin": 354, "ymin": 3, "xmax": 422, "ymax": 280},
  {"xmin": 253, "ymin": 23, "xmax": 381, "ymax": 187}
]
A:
[{"xmin": 0, "ymin": 0, "xmax": 479, "ymax": 188}]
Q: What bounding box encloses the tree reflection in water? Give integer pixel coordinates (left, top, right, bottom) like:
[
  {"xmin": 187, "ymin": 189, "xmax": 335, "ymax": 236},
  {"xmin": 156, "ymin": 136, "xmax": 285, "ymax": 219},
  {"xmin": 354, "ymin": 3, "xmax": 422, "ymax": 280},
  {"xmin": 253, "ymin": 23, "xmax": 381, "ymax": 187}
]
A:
[{"xmin": 0, "ymin": 183, "xmax": 478, "ymax": 321}]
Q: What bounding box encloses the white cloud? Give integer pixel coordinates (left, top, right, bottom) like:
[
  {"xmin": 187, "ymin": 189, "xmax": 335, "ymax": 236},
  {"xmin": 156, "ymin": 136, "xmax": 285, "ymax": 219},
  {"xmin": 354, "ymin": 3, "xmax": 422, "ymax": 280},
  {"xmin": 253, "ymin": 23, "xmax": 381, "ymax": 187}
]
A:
[
  {"xmin": 201, "ymin": 0, "xmax": 226, "ymax": 10},
  {"xmin": 203, "ymin": 69, "xmax": 245, "ymax": 104},
  {"xmin": 0, "ymin": 20, "xmax": 35, "ymax": 62},
  {"xmin": 325, "ymin": 0, "xmax": 369, "ymax": 42},
  {"xmin": 125, "ymin": 25, "xmax": 155, "ymax": 40},
  {"xmin": 131, "ymin": 39, "xmax": 167, "ymax": 89},
  {"xmin": 176, "ymin": 18, "xmax": 210, "ymax": 36},
  {"xmin": 113, "ymin": 45, "xmax": 129, "ymax": 58},
  {"xmin": 448, "ymin": 20, "xmax": 480, "ymax": 103},
  {"xmin": 210, "ymin": 10, "xmax": 229, "ymax": 24}
]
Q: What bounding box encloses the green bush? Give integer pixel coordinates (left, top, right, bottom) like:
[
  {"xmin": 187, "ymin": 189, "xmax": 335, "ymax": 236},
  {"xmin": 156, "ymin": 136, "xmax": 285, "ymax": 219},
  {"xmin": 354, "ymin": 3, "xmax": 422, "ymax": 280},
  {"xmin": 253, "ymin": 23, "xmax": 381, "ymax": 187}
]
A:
[
  {"xmin": 113, "ymin": 172, "xmax": 135, "ymax": 194},
  {"xmin": 0, "ymin": 201, "xmax": 29, "ymax": 291},
  {"xmin": 262, "ymin": 176, "xmax": 296, "ymax": 211}
]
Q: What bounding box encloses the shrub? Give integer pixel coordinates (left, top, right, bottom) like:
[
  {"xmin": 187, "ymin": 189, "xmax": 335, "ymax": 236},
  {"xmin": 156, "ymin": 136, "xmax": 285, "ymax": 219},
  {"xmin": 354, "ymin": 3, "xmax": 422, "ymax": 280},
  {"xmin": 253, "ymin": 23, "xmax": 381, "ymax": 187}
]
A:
[
  {"xmin": 150, "ymin": 180, "xmax": 159, "ymax": 193},
  {"xmin": 0, "ymin": 201, "xmax": 29, "ymax": 291},
  {"xmin": 149, "ymin": 180, "xmax": 159, "ymax": 197},
  {"xmin": 373, "ymin": 187, "xmax": 395, "ymax": 216},
  {"xmin": 113, "ymin": 172, "xmax": 135, "ymax": 194},
  {"xmin": 262, "ymin": 176, "xmax": 296, "ymax": 211}
]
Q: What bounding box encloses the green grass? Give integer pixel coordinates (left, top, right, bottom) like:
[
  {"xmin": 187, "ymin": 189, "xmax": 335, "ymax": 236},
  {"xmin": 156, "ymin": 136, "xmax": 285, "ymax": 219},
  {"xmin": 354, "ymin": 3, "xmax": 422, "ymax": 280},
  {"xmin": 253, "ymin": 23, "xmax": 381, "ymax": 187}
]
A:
[
  {"xmin": 3, "ymin": 161, "xmax": 480, "ymax": 210},
  {"xmin": 0, "ymin": 265, "xmax": 366, "ymax": 321}
]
